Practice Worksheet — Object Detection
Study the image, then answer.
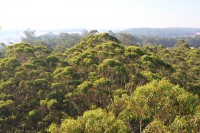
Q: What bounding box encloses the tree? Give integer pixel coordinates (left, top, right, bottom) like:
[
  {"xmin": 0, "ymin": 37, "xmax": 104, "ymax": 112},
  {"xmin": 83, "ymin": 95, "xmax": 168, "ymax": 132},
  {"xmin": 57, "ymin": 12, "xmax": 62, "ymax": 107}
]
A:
[
  {"xmin": 0, "ymin": 42, "xmax": 6, "ymax": 58},
  {"xmin": 48, "ymin": 108, "xmax": 130, "ymax": 133},
  {"xmin": 22, "ymin": 29, "xmax": 36, "ymax": 43},
  {"xmin": 116, "ymin": 33, "xmax": 135, "ymax": 45},
  {"xmin": 132, "ymin": 80, "xmax": 199, "ymax": 132}
]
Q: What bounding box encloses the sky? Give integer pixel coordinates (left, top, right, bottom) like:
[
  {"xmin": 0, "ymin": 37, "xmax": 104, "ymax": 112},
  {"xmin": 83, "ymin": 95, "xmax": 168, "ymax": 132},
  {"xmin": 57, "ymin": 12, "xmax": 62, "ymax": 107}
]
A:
[{"xmin": 0, "ymin": 0, "xmax": 200, "ymax": 30}]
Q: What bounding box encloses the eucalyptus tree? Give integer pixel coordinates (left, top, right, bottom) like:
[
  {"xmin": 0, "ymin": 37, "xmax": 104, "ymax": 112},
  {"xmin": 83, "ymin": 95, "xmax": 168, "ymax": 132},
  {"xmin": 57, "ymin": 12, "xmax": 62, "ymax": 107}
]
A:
[{"xmin": 48, "ymin": 108, "xmax": 130, "ymax": 133}]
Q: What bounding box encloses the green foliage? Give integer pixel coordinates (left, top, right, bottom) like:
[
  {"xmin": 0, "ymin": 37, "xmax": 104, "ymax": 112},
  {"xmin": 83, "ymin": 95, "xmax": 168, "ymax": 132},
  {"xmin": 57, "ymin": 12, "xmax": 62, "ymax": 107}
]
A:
[
  {"xmin": 28, "ymin": 109, "xmax": 41, "ymax": 123},
  {"xmin": 98, "ymin": 59, "xmax": 126, "ymax": 76},
  {"xmin": 0, "ymin": 32, "xmax": 199, "ymax": 132},
  {"xmin": 93, "ymin": 78, "xmax": 111, "ymax": 87},
  {"xmin": 51, "ymin": 108, "xmax": 130, "ymax": 133},
  {"xmin": 169, "ymin": 115, "xmax": 199, "ymax": 132},
  {"xmin": 143, "ymin": 119, "xmax": 167, "ymax": 133},
  {"xmin": 131, "ymin": 80, "xmax": 199, "ymax": 132},
  {"xmin": 133, "ymin": 80, "xmax": 198, "ymax": 121},
  {"xmin": 77, "ymin": 81, "xmax": 93, "ymax": 94},
  {"xmin": 34, "ymin": 78, "xmax": 49, "ymax": 90},
  {"xmin": 0, "ymin": 100, "xmax": 13, "ymax": 109},
  {"xmin": 46, "ymin": 91, "xmax": 61, "ymax": 101},
  {"xmin": 47, "ymin": 99, "xmax": 60, "ymax": 110}
]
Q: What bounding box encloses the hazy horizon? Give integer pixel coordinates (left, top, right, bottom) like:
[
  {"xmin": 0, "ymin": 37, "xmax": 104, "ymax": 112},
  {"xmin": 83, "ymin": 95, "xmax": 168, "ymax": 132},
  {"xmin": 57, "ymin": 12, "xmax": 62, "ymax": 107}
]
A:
[
  {"xmin": 2, "ymin": 27, "xmax": 200, "ymax": 31},
  {"xmin": 1, "ymin": 0, "xmax": 200, "ymax": 30}
]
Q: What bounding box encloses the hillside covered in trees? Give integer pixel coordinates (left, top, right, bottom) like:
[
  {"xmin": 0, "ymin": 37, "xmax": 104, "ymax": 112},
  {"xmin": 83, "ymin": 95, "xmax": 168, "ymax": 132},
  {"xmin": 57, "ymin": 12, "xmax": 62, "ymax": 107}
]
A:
[{"xmin": 0, "ymin": 33, "xmax": 199, "ymax": 132}]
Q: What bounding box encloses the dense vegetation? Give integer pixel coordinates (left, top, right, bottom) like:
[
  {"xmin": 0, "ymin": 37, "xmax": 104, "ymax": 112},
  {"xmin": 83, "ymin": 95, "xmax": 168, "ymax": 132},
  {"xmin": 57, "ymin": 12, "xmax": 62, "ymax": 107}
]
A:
[{"xmin": 0, "ymin": 32, "xmax": 199, "ymax": 132}]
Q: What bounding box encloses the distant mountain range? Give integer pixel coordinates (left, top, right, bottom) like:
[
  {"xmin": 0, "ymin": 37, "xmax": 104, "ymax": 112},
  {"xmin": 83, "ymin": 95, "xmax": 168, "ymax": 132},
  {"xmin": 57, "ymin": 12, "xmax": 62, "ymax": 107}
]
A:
[
  {"xmin": 122, "ymin": 28, "xmax": 200, "ymax": 37},
  {"xmin": 1, "ymin": 28, "xmax": 200, "ymax": 44}
]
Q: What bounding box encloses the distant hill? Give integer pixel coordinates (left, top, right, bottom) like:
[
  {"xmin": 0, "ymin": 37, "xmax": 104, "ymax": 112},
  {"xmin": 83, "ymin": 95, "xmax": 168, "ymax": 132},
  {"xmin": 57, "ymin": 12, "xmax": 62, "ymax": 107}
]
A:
[
  {"xmin": 122, "ymin": 28, "xmax": 200, "ymax": 37},
  {"xmin": 1, "ymin": 28, "xmax": 200, "ymax": 44}
]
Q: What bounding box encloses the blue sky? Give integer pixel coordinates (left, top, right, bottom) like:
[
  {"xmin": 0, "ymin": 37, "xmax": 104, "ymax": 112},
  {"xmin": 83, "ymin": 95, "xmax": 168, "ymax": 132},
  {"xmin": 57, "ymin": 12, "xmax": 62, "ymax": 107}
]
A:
[{"xmin": 0, "ymin": 0, "xmax": 200, "ymax": 30}]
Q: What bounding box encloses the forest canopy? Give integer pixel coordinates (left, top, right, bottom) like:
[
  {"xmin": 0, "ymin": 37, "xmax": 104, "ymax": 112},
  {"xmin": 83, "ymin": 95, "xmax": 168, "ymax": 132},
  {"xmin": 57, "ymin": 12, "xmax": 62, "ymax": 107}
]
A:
[{"xmin": 0, "ymin": 32, "xmax": 199, "ymax": 132}]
